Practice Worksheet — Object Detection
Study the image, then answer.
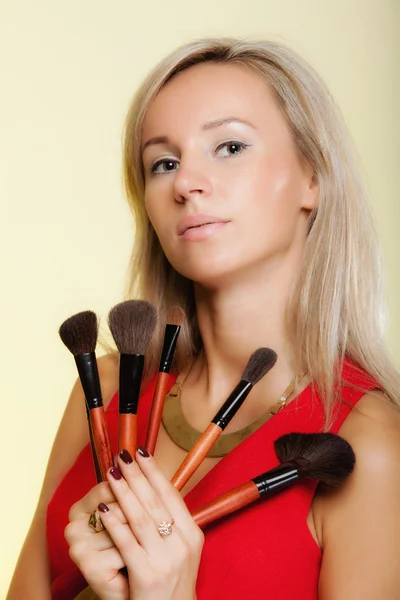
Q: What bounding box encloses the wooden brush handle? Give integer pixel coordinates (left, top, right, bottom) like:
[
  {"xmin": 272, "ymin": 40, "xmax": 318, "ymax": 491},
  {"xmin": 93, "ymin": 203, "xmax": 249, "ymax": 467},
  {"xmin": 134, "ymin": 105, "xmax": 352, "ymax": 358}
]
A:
[
  {"xmin": 118, "ymin": 413, "xmax": 137, "ymax": 458},
  {"xmin": 191, "ymin": 481, "xmax": 260, "ymax": 529},
  {"xmin": 84, "ymin": 398, "xmax": 102, "ymax": 483},
  {"xmin": 88, "ymin": 414, "xmax": 102, "ymax": 483},
  {"xmin": 171, "ymin": 422, "xmax": 222, "ymax": 491},
  {"xmin": 145, "ymin": 371, "xmax": 170, "ymax": 455},
  {"xmin": 90, "ymin": 407, "xmax": 114, "ymax": 480}
]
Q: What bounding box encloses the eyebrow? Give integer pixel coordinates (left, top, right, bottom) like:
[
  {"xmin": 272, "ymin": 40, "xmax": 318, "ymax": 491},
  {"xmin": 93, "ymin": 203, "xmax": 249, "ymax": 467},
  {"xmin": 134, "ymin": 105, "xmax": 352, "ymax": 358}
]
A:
[{"xmin": 141, "ymin": 117, "xmax": 256, "ymax": 153}]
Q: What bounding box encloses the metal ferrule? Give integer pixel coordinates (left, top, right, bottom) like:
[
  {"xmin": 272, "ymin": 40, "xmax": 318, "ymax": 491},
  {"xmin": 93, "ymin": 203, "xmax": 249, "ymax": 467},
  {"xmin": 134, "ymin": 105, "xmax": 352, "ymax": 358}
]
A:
[
  {"xmin": 252, "ymin": 462, "xmax": 301, "ymax": 496},
  {"xmin": 119, "ymin": 353, "xmax": 144, "ymax": 413},
  {"xmin": 74, "ymin": 353, "xmax": 103, "ymax": 409},
  {"xmin": 158, "ymin": 324, "xmax": 181, "ymax": 373},
  {"xmin": 212, "ymin": 380, "xmax": 253, "ymax": 430}
]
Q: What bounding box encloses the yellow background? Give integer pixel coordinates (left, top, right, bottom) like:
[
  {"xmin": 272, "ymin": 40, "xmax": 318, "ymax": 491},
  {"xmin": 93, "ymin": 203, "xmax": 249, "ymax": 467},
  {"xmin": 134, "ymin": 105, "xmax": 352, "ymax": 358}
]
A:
[{"xmin": 1, "ymin": 0, "xmax": 398, "ymax": 596}]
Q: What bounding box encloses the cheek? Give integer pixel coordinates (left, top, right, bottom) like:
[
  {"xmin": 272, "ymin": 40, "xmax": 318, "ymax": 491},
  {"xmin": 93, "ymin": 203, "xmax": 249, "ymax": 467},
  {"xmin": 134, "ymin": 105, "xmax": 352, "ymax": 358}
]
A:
[
  {"xmin": 233, "ymin": 159, "xmax": 300, "ymax": 223},
  {"xmin": 144, "ymin": 193, "xmax": 165, "ymax": 239}
]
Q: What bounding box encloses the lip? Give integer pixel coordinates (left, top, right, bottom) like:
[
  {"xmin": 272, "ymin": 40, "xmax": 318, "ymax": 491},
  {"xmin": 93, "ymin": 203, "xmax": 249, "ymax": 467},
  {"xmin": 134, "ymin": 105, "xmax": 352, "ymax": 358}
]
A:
[{"xmin": 177, "ymin": 213, "xmax": 230, "ymax": 236}]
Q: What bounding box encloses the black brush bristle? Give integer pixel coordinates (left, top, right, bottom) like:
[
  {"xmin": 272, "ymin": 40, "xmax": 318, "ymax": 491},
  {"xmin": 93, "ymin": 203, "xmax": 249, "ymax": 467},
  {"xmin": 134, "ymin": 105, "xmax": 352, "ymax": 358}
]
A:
[
  {"xmin": 108, "ymin": 300, "xmax": 157, "ymax": 355},
  {"xmin": 242, "ymin": 348, "xmax": 277, "ymax": 385},
  {"xmin": 59, "ymin": 311, "xmax": 98, "ymax": 356},
  {"xmin": 274, "ymin": 432, "xmax": 356, "ymax": 489}
]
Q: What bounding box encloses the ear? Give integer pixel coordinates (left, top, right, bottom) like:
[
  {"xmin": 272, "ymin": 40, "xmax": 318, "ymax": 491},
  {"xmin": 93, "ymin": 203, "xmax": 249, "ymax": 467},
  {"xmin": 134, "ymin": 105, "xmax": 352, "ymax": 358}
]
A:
[{"xmin": 301, "ymin": 167, "xmax": 319, "ymax": 211}]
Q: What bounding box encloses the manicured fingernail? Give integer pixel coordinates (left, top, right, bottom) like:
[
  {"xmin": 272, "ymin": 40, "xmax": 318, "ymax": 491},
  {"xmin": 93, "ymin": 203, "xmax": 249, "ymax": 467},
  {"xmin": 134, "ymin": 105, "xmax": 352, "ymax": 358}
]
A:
[
  {"xmin": 137, "ymin": 446, "xmax": 150, "ymax": 458},
  {"xmin": 119, "ymin": 449, "xmax": 133, "ymax": 464},
  {"xmin": 98, "ymin": 503, "xmax": 109, "ymax": 513},
  {"xmin": 110, "ymin": 467, "xmax": 122, "ymax": 480}
]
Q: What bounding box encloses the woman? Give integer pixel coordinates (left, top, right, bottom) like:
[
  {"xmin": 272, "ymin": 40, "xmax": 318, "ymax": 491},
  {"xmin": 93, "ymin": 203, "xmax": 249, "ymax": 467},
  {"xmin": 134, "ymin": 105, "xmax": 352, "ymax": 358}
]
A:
[{"xmin": 7, "ymin": 38, "xmax": 400, "ymax": 599}]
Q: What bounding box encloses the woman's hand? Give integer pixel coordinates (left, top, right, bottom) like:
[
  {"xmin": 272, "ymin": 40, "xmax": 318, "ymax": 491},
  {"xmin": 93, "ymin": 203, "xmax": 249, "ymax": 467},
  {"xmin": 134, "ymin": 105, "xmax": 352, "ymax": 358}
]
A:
[
  {"xmin": 65, "ymin": 481, "xmax": 128, "ymax": 600},
  {"xmin": 65, "ymin": 447, "xmax": 204, "ymax": 600}
]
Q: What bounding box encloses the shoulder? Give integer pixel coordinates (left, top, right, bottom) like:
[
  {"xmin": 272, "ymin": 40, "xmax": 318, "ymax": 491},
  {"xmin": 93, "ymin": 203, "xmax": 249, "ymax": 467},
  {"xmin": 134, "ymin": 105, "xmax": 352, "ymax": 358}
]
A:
[
  {"xmin": 339, "ymin": 390, "xmax": 400, "ymax": 466},
  {"xmin": 327, "ymin": 389, "xmax": 400, "ymax": 505},
  {"xmin": 315, "ymin": 392, "xmax": 400, "ymax": 597}
]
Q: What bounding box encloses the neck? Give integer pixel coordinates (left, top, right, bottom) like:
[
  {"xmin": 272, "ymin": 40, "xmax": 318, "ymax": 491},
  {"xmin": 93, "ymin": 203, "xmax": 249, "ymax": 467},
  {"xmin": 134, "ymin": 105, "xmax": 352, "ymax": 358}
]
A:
[{"xmin": 190, "ymin": 256, "xmax": 301, "ymax": 407}]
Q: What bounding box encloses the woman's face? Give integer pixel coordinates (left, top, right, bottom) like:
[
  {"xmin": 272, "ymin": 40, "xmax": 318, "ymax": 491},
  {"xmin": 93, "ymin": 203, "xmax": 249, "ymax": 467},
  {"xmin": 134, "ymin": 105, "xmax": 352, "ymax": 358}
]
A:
[{"xmin": 141, "ymin": 62, "xmax": 318, "ymax": 288}]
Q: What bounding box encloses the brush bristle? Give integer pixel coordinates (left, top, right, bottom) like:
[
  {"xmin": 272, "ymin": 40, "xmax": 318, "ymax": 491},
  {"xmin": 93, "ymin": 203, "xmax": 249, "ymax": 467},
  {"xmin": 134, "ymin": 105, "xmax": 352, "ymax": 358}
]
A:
[
  {"xmin": 242, "ymin": 348, "xmax": 277, "ymax": 385},
  {"xmin": 167, "ymin": 306, "xmax": 185, "ymax": 327},
  {"xmin": 59, "ymin": 311, "xmax": 99, "ymax": 356},
  {"xmin": 274, "ymin": 432, "xmax": 356, "ymax": 489},
  {"xmin": 108, "ymin": 300, "xmax": 157, "ymax": 355}
]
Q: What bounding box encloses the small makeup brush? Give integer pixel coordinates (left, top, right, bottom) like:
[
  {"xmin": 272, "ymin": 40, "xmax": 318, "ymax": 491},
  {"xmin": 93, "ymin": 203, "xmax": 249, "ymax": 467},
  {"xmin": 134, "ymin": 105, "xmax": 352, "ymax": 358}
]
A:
[
  {"xmin": 59, "ymin": 311, "xmax": 113, "ymax": 482},
  {"xmin": 191, "ymin": 432, "xmax": 356, "ymax": 529},
  {"xmin": 108, "ymin": 300, "xmax": 157, "ymax": 458},
  {"xmin": 171, "ymin": 348, "xmax": 277, "ymax": 491},
  {"xmin": 145, "ymin": 306, "xmax": 185, "ymax": 454}
]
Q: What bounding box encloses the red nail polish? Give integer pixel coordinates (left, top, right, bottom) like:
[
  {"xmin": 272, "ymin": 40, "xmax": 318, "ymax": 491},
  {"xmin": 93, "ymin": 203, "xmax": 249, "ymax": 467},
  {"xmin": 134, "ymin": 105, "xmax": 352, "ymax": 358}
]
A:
[
  {"xmin": 119, "ymin": 449, "xmax": 133, "ymax": 464},
  {"xmin": 98, "ymin": 503, "xmax": 109, "ymax": 513},
  {"xmin": 137, "ymin": 446, "xmax": 150, "ymax": 458},
  {"xmin": 110, "ymin": 467, "xmax": 122, "ymax": 480}
]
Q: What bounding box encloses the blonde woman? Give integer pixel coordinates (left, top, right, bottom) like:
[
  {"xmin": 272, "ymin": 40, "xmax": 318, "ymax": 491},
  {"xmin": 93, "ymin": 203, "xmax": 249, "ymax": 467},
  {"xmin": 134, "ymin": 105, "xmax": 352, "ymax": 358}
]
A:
[{"xmin": 7, "ymin": 38, "xmax": 400, "ymax": 600}]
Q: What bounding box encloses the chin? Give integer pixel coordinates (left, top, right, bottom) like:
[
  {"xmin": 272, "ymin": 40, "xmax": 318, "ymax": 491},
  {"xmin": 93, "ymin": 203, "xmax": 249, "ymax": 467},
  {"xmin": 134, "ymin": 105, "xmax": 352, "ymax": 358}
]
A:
[{"xmin": 170, "ymin": 250, "xmax": 247, "ymax": 290}]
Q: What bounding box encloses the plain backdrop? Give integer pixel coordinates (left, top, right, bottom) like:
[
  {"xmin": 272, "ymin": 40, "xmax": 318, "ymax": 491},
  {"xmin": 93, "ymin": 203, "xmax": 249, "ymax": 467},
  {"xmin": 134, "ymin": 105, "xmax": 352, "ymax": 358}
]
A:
[{"xmin": 1, "ymin": 0, "xmax": 399, "ymax": 595}]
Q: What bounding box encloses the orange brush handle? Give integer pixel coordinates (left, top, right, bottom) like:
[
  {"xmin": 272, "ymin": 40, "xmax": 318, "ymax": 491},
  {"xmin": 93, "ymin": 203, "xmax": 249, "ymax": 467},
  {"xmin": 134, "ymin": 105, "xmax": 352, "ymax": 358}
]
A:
[
  {"xmin": 145, "ymin": 371, "xmax": 170, "ymax": 454},
  {"xmin": 88, "ymin": 413, "xmax": 102, "ymax": 483},
  {"xmin": 90, "ymin": 406, "xmax": 114, "ymax": 480},
  {"xmin": 171, "ymin": 422, "xmax": 222, "ymax": 491},
  {"xmin": 191, "ymin": 481, "xmax": 259, "ymax": 529},
  {"xmin": 118, "ymin": 413, "xmax": 137, "ymax": 458}
]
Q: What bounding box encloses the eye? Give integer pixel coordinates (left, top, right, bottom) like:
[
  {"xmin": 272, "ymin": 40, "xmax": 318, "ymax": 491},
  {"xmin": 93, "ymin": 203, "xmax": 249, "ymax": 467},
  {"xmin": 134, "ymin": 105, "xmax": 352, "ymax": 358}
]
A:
[
  {"xmin": 215, "ymin": 141, "xmax": 249, "ymax": 157},
  {"xmin": 150, "ymin": 158, "xmax": 180, "ymax": 175}
]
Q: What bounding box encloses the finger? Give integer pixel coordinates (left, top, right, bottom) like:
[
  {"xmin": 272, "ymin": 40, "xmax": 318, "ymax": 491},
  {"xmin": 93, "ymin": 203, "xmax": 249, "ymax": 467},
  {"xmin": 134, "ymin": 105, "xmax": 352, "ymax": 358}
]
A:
[
  {"xmin": 71, "ymin": 544, "xmax": 126, "ymax": 591},
  {"xmin": 96, "ymin": 503, "xmax": 147, "ymax": 572},
  {"xmin": 81, "ymin": 501, "xmax": 128, "ymax": 527},
  {"xmin": 135, "ymin": 447, "xmax": 204, "ymax": 545},
  {"xmin": 117, "ymin": 450, "xmax": 176, "ymax": 532},
  {"xmin": 66, "ymin": 523, "xmax": 116, "ymax": 552},
  {"xmin": 68, "ymin": 481, "xmax": 116, "ymax": 521},
  {"xmin": 106, "ymin": 465, "xmax": 166, "ymax": 554}
]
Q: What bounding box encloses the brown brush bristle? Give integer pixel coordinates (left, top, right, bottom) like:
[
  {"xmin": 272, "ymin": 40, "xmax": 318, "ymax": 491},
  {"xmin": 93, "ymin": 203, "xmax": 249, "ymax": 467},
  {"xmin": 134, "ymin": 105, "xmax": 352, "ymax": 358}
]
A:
[
  {"xmin": 274, "ymin": 432, "xmax": 356, "ymax": 489},
  {"xmin": 59, "ymin": 311, "xmax": 98, "ymax": 356},
  {"xmin": 167, "ymin": 306, "xmax": 185, "ymax": 327},
  {"xmin": 242, "ymin": 348, "xmax": 277, "ymax": 385},
  {"xmin": 108, "ymin": 300, "xmax": 157, "ymax": 355}
]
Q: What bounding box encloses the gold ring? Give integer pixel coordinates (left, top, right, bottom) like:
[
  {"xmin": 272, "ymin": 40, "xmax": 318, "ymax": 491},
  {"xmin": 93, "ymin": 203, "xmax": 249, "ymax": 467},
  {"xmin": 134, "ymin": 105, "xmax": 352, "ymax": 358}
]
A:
[
  {"xmin": 158, "ymin": 519, "xmax": 175, "ymax": 537},
  {"xmin": 88, "ymin": 509, "xmax": 105, "ymax": 533}
]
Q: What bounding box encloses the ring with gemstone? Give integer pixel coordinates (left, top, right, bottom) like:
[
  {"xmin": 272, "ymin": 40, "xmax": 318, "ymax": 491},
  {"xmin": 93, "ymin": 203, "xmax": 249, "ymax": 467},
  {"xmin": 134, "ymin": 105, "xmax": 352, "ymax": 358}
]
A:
[
  {"xmin": 157, "ymin": 519, "xmax": 175, "ymax": 537},
  {"xmin": 88, "ymin": 509, "xmax": 105, "ymax": 533}
]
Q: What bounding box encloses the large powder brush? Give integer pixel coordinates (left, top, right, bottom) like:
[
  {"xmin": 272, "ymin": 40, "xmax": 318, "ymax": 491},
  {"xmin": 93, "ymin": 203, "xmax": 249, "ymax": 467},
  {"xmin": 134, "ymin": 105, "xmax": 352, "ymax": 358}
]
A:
[
  {"xmin": 191, "ymin": 432, "xmax": 356, "ymax": 529},
  {"xmin": 108, "ymin": 300, "xmax": 157, "ymax": 457},
  {"xmin": 59, "ymin": 310, "xmax": 113, "ymax": 482}
]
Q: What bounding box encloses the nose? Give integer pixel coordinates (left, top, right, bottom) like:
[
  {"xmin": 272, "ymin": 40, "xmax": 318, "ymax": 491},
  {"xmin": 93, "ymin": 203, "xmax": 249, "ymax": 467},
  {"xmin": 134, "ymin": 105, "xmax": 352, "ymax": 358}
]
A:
[{"xmin": 173, "ymin": 158, "xmax": 213, "ymax": 204}]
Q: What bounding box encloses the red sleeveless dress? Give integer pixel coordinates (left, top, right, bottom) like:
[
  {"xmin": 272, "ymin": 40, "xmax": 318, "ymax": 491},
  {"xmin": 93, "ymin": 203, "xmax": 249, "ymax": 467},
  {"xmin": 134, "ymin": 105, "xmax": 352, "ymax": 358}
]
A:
[{"xmin": 47, "ymin": 360, "xmax": 377, "ymax": 599}]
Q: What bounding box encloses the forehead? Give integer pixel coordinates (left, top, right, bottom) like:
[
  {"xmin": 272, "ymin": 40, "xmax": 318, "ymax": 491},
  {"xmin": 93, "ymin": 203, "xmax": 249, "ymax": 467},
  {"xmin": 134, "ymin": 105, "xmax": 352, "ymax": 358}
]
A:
[{"xmin": 141, "ymin": 62, "xmax": 280, "ymax": 138}]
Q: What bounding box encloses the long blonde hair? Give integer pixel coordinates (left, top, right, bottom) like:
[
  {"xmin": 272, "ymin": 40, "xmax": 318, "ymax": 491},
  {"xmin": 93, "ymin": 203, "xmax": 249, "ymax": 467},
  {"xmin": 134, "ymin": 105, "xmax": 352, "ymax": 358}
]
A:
[{"xmin": 121, "ymin": 37, "xmax": 399, "ymax": 425}]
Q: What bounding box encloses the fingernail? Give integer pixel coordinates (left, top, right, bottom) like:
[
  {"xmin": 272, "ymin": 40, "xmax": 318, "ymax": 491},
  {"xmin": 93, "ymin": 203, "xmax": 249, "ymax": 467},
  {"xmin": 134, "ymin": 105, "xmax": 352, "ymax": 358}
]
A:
[
  {"xmin": 137, "ymin": 446, "xmax": 150, "ymax": 458},
  {"xmin": 110, "ymin": 467, "xmax": 122, "ymax": 480},
  {"xmin": 119, "ymin": 449, "xmax": 133, "ymax": 464},
  {"xmin": 98, "ymin": 503, "xmax": 109, "ymax": 513}
]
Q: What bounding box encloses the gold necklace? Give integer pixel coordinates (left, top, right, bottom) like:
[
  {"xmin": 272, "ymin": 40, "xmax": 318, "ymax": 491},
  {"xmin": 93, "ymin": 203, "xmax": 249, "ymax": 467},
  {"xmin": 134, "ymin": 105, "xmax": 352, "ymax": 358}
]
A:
[{"xmin": 162, "ymin": 366, "xmax": 300, "ymax": 458}]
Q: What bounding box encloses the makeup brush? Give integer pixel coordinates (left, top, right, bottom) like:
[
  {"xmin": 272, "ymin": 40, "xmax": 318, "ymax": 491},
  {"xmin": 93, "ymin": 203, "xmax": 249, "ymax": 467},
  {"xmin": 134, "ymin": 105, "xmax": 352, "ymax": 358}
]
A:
[
  {"xmin": 191, "ymin": 432, "xmax": 355, "ymax": 529},
  {"xmin": 145, "ymin": 306, "xmax": 185, "ymax": 454},
  {"xmin": 171, "ymin": 348, "xmax": 277, "ymax": 491},
  {"xmin": 59, "ymin": 311, "xmax": 113, "ymax": 482},
  {"xmin": 108, "ymin": 300, "xmax": 157, "ymax": 458}
]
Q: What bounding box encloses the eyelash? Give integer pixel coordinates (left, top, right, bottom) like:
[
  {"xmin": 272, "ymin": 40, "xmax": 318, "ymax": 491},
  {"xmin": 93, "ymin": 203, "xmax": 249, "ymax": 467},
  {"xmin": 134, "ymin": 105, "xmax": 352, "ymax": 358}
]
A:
[{"xmin": 149, "ymin": 140, "xmax": 250, "ymax": 175}]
